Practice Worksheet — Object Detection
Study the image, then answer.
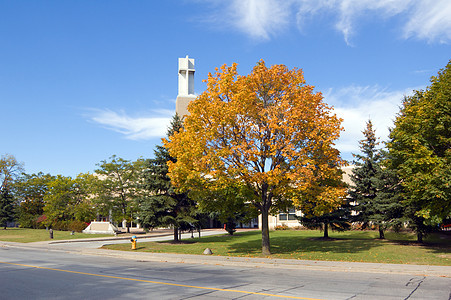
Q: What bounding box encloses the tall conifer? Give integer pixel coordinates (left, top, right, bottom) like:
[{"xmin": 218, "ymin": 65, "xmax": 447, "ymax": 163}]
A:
[
  {"xmin": 137, "ymin": 115, "xmax": 197, "ymax": 242},
  {"xmin": 350, "ymin": 120, "xmax": 386, "ymax": 238},
  {"xmin": 0, "ymin": 188, "xmax": 15, "ymax": 229}
]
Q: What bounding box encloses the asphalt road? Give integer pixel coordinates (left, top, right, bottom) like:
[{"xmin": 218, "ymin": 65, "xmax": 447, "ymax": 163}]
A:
[{"xmin": 1, "ymin": 246, "xmax": 450, "ymax": 300}]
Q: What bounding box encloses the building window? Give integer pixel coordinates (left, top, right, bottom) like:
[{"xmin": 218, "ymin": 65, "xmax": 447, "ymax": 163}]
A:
[{"xmin": 279, "ymin": 208, "xmax": 297, "ymax": 221}]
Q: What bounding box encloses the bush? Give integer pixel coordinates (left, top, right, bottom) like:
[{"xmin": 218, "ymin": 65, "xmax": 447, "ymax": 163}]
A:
[
  {"xmin": 47, "ymin": 220, "xmax": 87, "ymax": 232},
  {"xmin": 275, "ymin": 224, "xmax": 289, "ymax": 230},
  {"xmin": 68, "ymin": 220, "xmax": 88, "ymax": 232},
  {"xmin": 292, "ymin": 225, "xmax": 305, "ymax": 230},
  {"xmin": 52, "ymin": 220, "xmax": 69, "ymax": 231},
  {"xmin": 18, "ymin": 214, "xmax": 46, "ymax": 229}
]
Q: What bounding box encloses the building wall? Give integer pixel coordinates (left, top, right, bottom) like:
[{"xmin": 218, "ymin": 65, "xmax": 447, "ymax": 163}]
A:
[{"xmin": 258, "ymin": 165, "xmax": 355, "ymax": 230}]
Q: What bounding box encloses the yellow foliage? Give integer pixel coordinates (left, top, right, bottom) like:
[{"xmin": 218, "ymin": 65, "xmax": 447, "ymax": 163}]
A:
[{"xmin": 166, "ymin": 60, "xmax": 345, "ymax": 212}]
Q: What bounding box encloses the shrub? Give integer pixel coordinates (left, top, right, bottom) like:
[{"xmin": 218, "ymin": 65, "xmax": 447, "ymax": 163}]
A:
[
  {"xmin": 68, "ymin": 220, "xmax": 88, "ymax": 232},
  {"xmin": 275, "ymin": 224, "xmax": 289, "ymax": 230},
  {"xmin": 52, "ymin": 220, "xmax": 69, "ymax": 231}
]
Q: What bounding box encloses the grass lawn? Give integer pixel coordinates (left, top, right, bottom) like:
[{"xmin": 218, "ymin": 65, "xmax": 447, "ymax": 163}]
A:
[
  {"xmin": 0, "ymin": 227, "xmax": 113, "ymax": 243},
  {"xmin": 103, "ymin": 230, "xmax": 451, "ymax": 266}
]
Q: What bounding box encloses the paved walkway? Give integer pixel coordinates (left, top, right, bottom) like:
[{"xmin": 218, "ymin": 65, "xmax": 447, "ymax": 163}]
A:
[{"xmin": 2, "ymin": 229, "xmax": 450, "ymax": 278}]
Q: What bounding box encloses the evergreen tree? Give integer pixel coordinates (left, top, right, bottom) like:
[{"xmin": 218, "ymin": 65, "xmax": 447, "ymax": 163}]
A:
[
  {"xmin": 137, "ymin": 114, "xmax": 197, "ymax": 242},
  {"xmin": 372, "ymin": 150, "xmax": 405, "ymax": 239},
  {"xmin": 299, "ymin": 198, "xmax": 352, "ymax": 238},
  {"xmin": 0, "ymin": 188, "xmax": 15, "ymax": 229},
  {"xmin": 350, "ymin": 120, "xmax": 387, "ymax": 238}
]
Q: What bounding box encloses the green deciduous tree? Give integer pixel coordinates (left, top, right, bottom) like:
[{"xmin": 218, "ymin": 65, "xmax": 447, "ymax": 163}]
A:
[
  {"xmin": 0, "ymin": 154, "xmax": 24, "ymax": 191},
  {"xmin": 138, "ymin": 115, "xmax": 198, "ymax": 242},
  {"xmin": 387, "ymin": 60, "xmax": 451, "ymax": 242},
  {"xmin": 166, "ymin": 61, "xmax": 345, "ymax": 254},
  {"xmin": 13, "ymin": 172, "xmax": 53, "ymax": 228},
  {"xmin": 43, "ymin": 174, "xmax": 96, "ymax": 230},
  {"xmin": 93, "ymin": 156, "xmax": 144, "ymax": 232}
]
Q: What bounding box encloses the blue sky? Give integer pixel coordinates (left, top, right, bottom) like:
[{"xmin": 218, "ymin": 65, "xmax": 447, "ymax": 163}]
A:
[{"xmin": 1, "ymin": 0, "xmax": 450, "ymax": 177}]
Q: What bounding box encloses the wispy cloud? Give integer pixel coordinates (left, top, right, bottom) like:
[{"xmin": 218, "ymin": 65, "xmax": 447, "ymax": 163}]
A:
[
  {"xmin": 324, "ymin": 85, "xmax": 419, "ymax": 158},
  {"xmin": 204, "ymin": 0, "xmax": 291, "ymax": 40},
  {"xmin": 403, "ymin": 0, "xmax": 451, "ymax": 43},
  {"xmin": 87, "ymin": 109, "xmax": 173, "ymax": 140},
  {"xmin": 200, "ymin": 0, "xmax": 451, "ymax": 44},
  {"xmin": 331, "ymin": 0, "xmax": 411, "ymax": 45}
]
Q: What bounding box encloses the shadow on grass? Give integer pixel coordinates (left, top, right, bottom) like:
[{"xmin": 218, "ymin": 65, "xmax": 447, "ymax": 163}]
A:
[
  {"xmin": 384, "ymin": 231, "xmax": 451, "ymax": 255},
  {"xmin": 222, "ymin": 231, "xmax": 451, "ymax": 256},
  {"xmin": 157, "ymin": 232, "xmax": 243, "ymax": 245},
  {"xmin": 227, "ymin": 235, "xmax": 384, "ymax": 256}
]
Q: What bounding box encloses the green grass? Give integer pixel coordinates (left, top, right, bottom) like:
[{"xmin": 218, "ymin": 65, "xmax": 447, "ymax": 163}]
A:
[
  {"xmin": 103, "ymin": 230, "xmax": 451, "ymax": 266},
  {"xmin": 0, "ymin": 227, "xmax": 113, "ymax": 243}
]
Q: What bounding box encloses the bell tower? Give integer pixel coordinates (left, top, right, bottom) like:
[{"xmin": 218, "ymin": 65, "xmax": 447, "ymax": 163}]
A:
[{"xmin": 175, "ymin": 55, "xmax": 196, "ymax": 117}]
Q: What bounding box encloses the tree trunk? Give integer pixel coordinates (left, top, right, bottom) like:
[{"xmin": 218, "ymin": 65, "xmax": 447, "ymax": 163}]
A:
[
  {"xmin": 324, "ymin": 222, "xmax": 329, "ymax": 238},
  {"xmin": 261, "ymin": 207, "xmax": 271, "ymax": 255},
  {"xmin": 417, "ymin": 231, "xmax": 423, "ymax": 243},
  {"xmin": 378, "ymin": 226, "xmax": 385, "ymax": 239},
  {"xmin": 173, "ymin": 227, "xmax": 179, "ymax": 242}
]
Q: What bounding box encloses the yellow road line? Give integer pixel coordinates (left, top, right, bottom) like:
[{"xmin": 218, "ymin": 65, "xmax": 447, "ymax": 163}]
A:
[{"xmin": 1, "ymin": 261, "xmax": 323, "ymax": 300}]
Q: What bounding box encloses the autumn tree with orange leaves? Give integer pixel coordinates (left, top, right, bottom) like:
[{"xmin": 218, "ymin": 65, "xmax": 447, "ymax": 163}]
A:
[{"xmin": 166, "ymin": 61, "xmax": 346, "ymax": 255}]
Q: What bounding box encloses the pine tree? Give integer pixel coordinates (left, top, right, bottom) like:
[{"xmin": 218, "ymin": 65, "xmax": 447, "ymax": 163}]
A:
[
  {"xmin": 0, "ymin": 188, "xmax": 15, "ymax": 229},
  {"xmin": 350, "ymin": 120, "xmax": 387, "ymax": 238},
  {"xmin": 137, "ymin": 114, "xmax": 197, "ymax": 242},
  {"xmin": 372, "ymin": 150, "xmax": 405, "ymax": 239},
  {"xmin": 299, "ymin": 198, "xmax": 352, "ymax": 238}
]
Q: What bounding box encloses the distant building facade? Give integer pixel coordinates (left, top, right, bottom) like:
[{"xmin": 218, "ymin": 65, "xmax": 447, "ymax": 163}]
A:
[{"xmin": 259, "ymin": 165, "xmax": 355, "ymax": 230}]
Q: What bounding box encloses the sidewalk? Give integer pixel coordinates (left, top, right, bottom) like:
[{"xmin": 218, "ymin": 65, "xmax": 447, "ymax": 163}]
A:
[{"xmin": 2, "ymin": 229, "xmax": 450, "ymax": 278}]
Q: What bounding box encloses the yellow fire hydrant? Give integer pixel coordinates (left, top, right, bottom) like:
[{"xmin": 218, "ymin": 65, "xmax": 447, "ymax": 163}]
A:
[{"xmin": 130, "ymin": 236, "xmax": 137, "ymax": 250}]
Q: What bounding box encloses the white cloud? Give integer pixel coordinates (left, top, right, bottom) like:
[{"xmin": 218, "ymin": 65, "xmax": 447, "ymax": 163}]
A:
[
  {"xmin": 203, "ymin": 0, "xmax": 451, "ymax": 44},
  {"xmin": 88, "ymin": 109, "xmax": 173, "ymax": 140},
  {"xmin": 331, "ymin": 0, "xmax": 411, "ymax": 45},
  {"xmin": 225, "ymin": 0, "xmax": 291, "ymax": 40},
  {"xmin": 403, "ymin": 0, "xmax": 451, "ymax": 43},
  {"xmin": 324, "ymin": 85, "xmax": 418, "ymax": 158}
]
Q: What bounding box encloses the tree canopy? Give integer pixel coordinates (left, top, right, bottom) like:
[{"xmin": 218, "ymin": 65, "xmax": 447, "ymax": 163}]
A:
[
  {"xmin": 43, "ymin": 174, "xmax": 96, "ymax": 228},
  {"xmin": 388, "ymin": 60, "xmax": 451, "ymax": 221},
  {"xmin": 166, "ymin": 60, "xmax": 345, "ymax": 254},
  {"xmin": 13, "ymin": 172, "xmax": 53, "ymax": 228},
  {"xmin": 93, "ymin": 155, "xmax": 144, "ymax": 232},
  {"xmin": 0, "ymin": 154, "xmax": 24, "ymax": 191}
]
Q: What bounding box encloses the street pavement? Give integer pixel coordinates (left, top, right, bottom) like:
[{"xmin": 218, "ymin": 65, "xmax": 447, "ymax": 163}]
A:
[{"xmin": 1, "ymin": 229, "xmax": 450, "ymax": 278}]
